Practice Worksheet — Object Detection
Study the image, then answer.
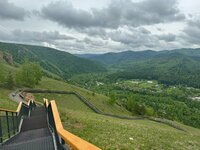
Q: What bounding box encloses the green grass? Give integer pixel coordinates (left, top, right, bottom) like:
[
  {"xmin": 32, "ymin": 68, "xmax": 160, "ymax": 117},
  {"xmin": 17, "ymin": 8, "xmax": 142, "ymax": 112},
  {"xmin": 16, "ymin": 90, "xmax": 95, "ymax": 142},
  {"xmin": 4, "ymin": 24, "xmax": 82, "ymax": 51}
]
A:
[
  {"xmin": 34, "ymin": 80, "xmax": 200, "ymax": 149},
  {"xmin": 1, "ymin": 74, "xmax": 200, "ymax": 149},
  {"xmin": 57, "ymin": 101, "xmax": 200, "ymax": 150},
  {"xmin": 0, "ymin": 88, "xmax": 17, "ymax": 110},
  {"xmin": 34, "ymin": 93, "xmax": 92, "ymax": 113},
  {"xmin": 36, "ymin": 77, "xmax": 131, "ymax": 116}
]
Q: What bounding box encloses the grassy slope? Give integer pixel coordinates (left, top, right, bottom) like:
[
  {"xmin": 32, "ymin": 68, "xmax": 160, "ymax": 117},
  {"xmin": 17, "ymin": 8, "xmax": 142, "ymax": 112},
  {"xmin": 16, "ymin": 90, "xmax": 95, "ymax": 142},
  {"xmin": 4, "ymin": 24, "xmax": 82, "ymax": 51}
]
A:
[
  {"xmin": 0, "ymin": 62, "xmax": 200, "ymax": 149},
  {"xmin": 36, "ymin": 77, "xmax": 131, "ymax": 116},
  {"xmin": 0, "ymin": 64, "xmax": 17, "ymax": 110},
  {"xmin": 34, "ymin": 93, "xmax": 92, "ymax": 113},
  {"xmin": 60, "ymin": 109, "xmax": 200, "ymax": 150},
  {"xmin": 34, "ymin": 78, "xmax": 200, "ymax": 149},
  {"xmin": 0, "ymin": 88, "xmax": 17, "ymax": 110},
  {"xmin": 34, "ymin": 92, "xmax": 200, "ymax": 149}
]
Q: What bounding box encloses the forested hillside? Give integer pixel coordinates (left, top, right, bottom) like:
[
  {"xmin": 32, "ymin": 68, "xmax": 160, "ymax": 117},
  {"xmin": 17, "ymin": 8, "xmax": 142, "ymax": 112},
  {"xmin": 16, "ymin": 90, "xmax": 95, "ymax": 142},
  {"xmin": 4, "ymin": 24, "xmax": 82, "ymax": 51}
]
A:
[
  {"xmin": 82, "ymin": 49, "xmax": 200, "ymax": 88},
  {"xmin": 0, "ymin": 42, "xmax": 106, "ymax": 79}
]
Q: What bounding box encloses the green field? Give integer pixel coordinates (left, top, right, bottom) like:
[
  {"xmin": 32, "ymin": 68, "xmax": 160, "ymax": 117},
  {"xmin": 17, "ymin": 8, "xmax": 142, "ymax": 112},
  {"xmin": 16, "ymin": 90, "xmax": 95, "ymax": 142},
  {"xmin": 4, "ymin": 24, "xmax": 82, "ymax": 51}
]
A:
[
  {"xmin": 36, "ymin": 77, "xmax": 131, "ymax": 116},
  {"xmin": 60, "ymin": 109, "xmax": 200, "ymax": 150},
  {"xmin": 34, "ymin": 93, "xmax": 92, "ymax": 113},
  {"xmin": 33, "ymin": 78, "xmax": 200, "ymax": 149},
  {"xmin": 0, "ymin": 77, "xmax": 200, "ymax": 149},
  {"xmin": 34, "ymin": 91, "xmax": 200, "ymax": 150}
]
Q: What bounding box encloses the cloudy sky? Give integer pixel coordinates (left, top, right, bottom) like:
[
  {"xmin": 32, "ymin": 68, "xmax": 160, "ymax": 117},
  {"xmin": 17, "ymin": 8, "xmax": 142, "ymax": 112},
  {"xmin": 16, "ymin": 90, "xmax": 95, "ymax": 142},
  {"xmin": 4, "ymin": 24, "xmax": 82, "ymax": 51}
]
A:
[{"xmin": 0, "ymin": 0, "xmax": 200, "ymax": 54}]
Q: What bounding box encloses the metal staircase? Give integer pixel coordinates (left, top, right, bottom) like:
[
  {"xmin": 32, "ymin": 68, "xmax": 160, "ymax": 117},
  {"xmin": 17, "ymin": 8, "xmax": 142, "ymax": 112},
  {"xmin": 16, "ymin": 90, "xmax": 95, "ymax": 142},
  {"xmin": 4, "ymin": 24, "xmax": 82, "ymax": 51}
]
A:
[
  {"xmin": 0, "ymin": 106, "xmax": 55, "ymax": 150},
  {"xmin": 0, "ymin": 98, "xmax": 101, "ymax": 150}
]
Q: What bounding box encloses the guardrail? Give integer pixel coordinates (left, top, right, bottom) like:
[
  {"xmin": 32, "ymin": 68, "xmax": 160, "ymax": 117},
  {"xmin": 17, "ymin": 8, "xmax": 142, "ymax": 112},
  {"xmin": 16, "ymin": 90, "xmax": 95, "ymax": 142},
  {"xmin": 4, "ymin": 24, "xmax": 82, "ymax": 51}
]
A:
[
  {"xmin": 25, "ymin": 89, "xmax": 186, "ymax": 131},
  {"xmin": 44, "ymin": 99, "xmax": 101, "ymax": 150},
  {"xmin": 0, "ymin": 100, "xmax": 36, "ymax": 144}
]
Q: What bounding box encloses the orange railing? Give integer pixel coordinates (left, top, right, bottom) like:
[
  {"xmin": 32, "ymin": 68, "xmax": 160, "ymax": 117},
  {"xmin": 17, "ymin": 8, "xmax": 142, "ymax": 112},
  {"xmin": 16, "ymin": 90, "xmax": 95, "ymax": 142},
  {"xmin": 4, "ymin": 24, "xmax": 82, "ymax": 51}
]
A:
[
  {"xmin": 44, "ymin": 99, "xmax": 101, "ymax": 150},
  {"xmin": 0, "ymin": 100, "xmax": 32, "ymax": 114}
]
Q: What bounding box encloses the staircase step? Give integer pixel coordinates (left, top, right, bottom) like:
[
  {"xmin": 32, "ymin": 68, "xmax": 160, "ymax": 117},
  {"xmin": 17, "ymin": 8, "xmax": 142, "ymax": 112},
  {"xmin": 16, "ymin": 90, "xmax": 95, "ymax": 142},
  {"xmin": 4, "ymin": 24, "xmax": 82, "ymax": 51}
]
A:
[
  {"xmin": 21, "ymin": 115, "xmax": 48, "ymax": 131},
  {"xmin": 31, "ymin": 110, "xmax": 46, "ymax": 117},
  {"xmin": 4, "ymin": 128, "xmax": 52, "ymax": 145},
  {"xmin": 1, "ymin": 106, "xmax": 56, "ymax": 150},
  {"xmin": 31, "ymin": 107, "xmax": 46, "ymax": 116},
  {"xmin": 0, "ymin": 136, "xmax": 54, "ymax": 150}
]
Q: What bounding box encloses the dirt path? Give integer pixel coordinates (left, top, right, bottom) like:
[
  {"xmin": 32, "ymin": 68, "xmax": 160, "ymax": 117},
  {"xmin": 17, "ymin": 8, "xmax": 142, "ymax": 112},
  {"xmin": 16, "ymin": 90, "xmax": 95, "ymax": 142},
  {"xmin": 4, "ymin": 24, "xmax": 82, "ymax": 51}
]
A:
[
  {"xmin": 9, "ymin": 91, "xmax": 35, "ymax": 104},
  {"xmin": 9, "ymin": 91, "xmax": 26, "ymax": 104}
]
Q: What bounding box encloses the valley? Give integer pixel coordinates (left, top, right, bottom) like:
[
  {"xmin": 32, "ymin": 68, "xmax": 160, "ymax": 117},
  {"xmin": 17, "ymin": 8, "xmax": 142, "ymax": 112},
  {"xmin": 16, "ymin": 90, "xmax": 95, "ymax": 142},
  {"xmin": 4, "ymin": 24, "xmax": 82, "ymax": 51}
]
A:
[{"xmin": 0, "ymin": 42, "xmax": 200, "ymax": 149}]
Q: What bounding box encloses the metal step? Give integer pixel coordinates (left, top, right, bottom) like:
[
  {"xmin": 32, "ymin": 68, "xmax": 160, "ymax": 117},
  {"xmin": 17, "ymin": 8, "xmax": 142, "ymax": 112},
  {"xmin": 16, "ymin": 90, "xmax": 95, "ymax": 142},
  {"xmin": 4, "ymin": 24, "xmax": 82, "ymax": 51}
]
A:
[
  {"xmin": 4, "ymin": 128, "xmax": 52, "ymax": 145},
  {"xmin": 1, "ymin": 106, "xmax": 56, "ymax": 150},
  {"xmin": 0, "ymin": 136, "xmax": 55, "ymax": 150},
  {"xmin": 21, "ymin": 107, "xmax": 48, "ymax": 132},
  {"xmin": 31, "ymin": 107, "xmax": 46, "ymax": 117}
]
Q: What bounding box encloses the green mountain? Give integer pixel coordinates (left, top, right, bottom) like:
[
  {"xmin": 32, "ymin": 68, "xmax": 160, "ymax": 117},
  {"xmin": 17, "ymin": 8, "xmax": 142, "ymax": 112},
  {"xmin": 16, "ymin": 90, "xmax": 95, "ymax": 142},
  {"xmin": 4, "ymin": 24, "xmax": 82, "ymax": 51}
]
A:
[
  {"xmin": 107, "ymin": 52, "xmax": 200, "ymax": 87},
  {"xmin": 80, "ymin": 50, "xmax": 157, "ymax": 65},
  {"xmin": 84, "ymin": 49, "xmax": 200, "ymax": 87},
  {"xmin": 84, "ymin": 48, "xmax": 200, "ymax": 66},
  {"xmin": 0, "ymin": 42, "xmax": 106, "ymax": 79}
]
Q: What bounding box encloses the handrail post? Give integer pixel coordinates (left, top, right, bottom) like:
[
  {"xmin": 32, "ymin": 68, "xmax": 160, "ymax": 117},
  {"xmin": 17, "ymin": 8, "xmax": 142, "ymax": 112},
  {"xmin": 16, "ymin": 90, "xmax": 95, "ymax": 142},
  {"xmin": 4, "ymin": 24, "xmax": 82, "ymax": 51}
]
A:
[
  {"xmin": 11, "ymin": 112, "xmax": 15, "ymax": 135},
  {"xmin": 0, "ymin": 117, "xmax": 3, "ymax": 144},
  {"xmin": 16, "ymin": 113, "xmax": 19, "ymax": 132},
  {"xmin": 6, "ymin": 112, "xmax": 10, "ymax": 138}
]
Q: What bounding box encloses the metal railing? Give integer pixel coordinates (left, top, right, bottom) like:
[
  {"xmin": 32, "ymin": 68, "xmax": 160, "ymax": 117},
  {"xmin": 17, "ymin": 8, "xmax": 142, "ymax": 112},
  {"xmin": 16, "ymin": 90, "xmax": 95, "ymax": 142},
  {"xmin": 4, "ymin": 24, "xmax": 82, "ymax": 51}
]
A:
[
  {"xmin": 0, "ymin": 100, "xmax": 36, "ymax": 144},
  {"xmin": 44, "ymin": 99, "xmax": 101, "ymax": 150}
]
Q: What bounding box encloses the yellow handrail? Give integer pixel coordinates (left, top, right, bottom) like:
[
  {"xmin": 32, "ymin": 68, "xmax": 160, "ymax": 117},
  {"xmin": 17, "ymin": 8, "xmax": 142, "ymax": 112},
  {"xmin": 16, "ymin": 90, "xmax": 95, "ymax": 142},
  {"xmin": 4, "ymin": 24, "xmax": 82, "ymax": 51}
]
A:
[
  {"xmin": 43, "ymin": 98, "xmax": 49, "ymax": 108},
  {"xmin": 49, "ymin": 100, "xmax": 101, "ymax": 150},
  {"xmin": 16, "ymin": 102, "xmax": 23, "ymax": 113},
  {"xmin": 0, "ymin": 100, "xmax": 32, "ymax": 113}
]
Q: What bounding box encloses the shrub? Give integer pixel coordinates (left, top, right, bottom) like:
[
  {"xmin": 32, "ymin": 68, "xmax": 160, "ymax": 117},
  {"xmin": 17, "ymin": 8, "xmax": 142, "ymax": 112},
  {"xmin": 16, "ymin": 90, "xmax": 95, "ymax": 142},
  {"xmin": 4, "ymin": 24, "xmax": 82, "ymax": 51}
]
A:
[
  {"xmin": 108, "ymin": 93, "xmax": 116, "ymax": 105},
  {"xmin": 134, "ymin": 103, "xmax": 146, "ymax": 116},
  {"xmin": 145, "ymin": 106, "xmax": 156, "ymax": 116},
  {"xmin": 16, "ymin": 62, "xmax": 43, "ymax": 88}
]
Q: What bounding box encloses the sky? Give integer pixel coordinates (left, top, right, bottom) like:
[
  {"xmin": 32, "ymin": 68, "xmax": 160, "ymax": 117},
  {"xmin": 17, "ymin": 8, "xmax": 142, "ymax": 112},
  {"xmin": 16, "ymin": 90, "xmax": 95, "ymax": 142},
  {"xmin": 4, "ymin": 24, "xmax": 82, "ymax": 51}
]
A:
[{"xmin": 0, "ymin": 0, "xmax": 200, "ymax": 54}]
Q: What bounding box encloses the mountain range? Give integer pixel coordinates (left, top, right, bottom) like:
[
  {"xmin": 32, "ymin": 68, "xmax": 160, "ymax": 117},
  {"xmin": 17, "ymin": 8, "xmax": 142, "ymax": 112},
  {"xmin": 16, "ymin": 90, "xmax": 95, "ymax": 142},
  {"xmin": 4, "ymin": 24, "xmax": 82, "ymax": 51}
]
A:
[
  {"xmin": 77, "ymin": 48, "xmax": 200, "ymax": 87},
  {"xmin": 1, "ymin": 41, "xmax": 200, "ymax": 87}
]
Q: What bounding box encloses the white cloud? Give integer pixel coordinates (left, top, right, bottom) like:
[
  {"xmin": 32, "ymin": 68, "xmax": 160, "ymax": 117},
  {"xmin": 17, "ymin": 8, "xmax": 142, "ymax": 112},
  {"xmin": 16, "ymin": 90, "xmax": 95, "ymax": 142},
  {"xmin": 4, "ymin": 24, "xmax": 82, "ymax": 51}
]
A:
[{"xmin": 0, "ymin": 0, "xmax": 199, "ymax": 53}]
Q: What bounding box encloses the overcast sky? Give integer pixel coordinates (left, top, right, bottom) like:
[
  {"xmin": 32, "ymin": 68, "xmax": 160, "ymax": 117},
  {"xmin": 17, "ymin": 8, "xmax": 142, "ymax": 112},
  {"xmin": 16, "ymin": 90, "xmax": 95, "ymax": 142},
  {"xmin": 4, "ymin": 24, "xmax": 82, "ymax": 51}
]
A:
[{"xmin": 0, "ymin": 0, "xmax": 200, "ymax": 54}]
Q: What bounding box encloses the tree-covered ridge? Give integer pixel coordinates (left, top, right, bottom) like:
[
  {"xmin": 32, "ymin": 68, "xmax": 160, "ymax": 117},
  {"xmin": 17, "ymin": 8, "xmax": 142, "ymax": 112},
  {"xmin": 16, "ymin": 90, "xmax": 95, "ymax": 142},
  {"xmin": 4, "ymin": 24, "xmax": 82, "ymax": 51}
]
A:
[
  {"xmin": 83, "ymin": 48, "xmax": 200, "ymax": 66},
  {"xmin": 82, "ymin": 49, "xmax": 200, "ymax": 88},
  {"xmin": 107, "ymin": 52, "xmax": 200, "ymax": 88},
  {"xmin": 0, "ymin": 42, "xmax": 106, "ymax": 79}
]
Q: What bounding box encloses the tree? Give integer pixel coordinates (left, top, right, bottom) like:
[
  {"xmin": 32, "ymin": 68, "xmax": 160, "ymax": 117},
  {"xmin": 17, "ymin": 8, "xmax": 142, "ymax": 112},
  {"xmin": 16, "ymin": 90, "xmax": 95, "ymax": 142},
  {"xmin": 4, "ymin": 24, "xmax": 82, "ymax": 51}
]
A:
[
  {"xmin": 16, "ymin": 62, "xmax": 43, "ymax": 88},
  {"xmin": 108, "ymin": 93, "xmax": 116, "ymax": 105},
  {"xmin": 5, "ymin": 72, "xmax": 14, "ymax": 89},
  {"xmin": 126, "ymin": 96, "xmax": 136, "ymax": 112}
]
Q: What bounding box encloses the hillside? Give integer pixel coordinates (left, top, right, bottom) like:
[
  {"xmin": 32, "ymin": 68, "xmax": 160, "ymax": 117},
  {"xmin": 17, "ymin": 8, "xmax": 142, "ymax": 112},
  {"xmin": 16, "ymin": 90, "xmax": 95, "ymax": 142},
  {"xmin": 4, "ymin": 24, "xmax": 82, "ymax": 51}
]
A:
[
  {"xmin": 33, "ymin": 88, "xmax": 200, "ymax": 149},
  {"xmin": 81, "ymin": 49, "xmax": 200, "ymax": 87},
  {"xmin": 106, "ymin": 52, "xmax": 200, "ymax": 87},
  {"xmin": 78, "ymin": 50, "xmax": 157, "ymax": 65},
  {"xmin": 83, "ymin": 48, "xmax": 200, "ymax": 66},
  {"xmin": 0, "ymin": 62, "xmax": 200, "ymax": 149},
  {"xmin": 1, "ymin": 77, "xmax": 200, "ymax": 149},
  {"xmin": 0, "ymin": 42, "xmax": 106, "ymax": 79}
]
